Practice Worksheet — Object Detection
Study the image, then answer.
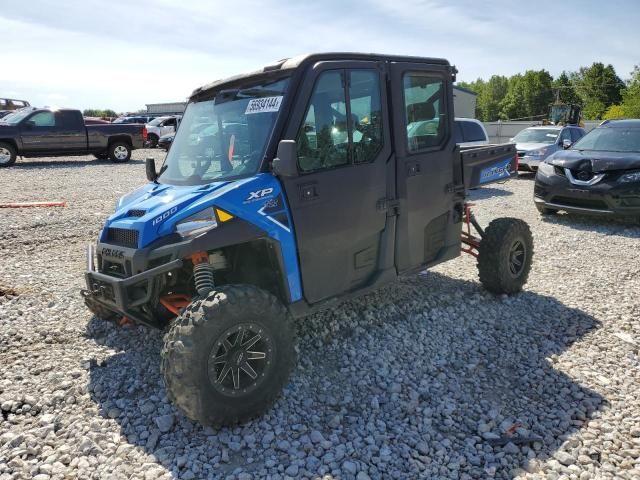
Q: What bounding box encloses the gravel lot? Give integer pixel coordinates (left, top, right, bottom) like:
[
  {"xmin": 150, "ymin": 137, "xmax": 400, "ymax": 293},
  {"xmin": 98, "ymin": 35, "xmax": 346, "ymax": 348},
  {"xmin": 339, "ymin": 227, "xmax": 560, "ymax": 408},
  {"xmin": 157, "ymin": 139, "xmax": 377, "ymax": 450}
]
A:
[{"xmin": 1, "ymin": 151, "xmax": 639, "ymax": 480}]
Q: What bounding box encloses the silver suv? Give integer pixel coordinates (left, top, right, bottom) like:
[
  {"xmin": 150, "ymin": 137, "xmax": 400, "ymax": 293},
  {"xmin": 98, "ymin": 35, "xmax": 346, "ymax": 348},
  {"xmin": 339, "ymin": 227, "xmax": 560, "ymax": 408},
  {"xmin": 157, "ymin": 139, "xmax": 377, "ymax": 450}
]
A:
[{"xmin": 514, "ymin": 125, "xmax": 586, "ymax": 171}]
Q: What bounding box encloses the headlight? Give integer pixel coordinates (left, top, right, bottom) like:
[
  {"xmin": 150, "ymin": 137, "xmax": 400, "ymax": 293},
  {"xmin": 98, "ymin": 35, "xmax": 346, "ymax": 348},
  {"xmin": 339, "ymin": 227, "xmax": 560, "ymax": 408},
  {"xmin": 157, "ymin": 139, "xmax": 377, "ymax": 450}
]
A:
[
  {"xmin": 525, "ymin": 148, "xmax": 548, "ymax": 157},
  {"xmin": 619, "ymin": 171, "xmax": 640, "ymax": 183},
  {"xmin": 537, "ymin": 161, "xmax": 555, "ymax": 176},
  {"xmin": 176, "ymin": 207, "xmax": 218, "ymax": 238}
]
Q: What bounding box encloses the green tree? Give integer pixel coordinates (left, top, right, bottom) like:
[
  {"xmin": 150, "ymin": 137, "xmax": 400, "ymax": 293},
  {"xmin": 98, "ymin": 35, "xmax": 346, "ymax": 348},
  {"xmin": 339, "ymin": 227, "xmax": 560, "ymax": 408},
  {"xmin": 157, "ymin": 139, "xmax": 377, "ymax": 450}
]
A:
[
  {"xmin": 618, "ymin": 66, "xmax": 640, "ymax": 118},
  {"xmin": 476, "ymin": 75, "xmax": 509, "ymax": 121},
  {"xmin": 572, "ymin": 63, "xmax": 625, "ymax": 119},
  {"xmin": 552, "ymin": 71, "xmax": 581, "ymax": 105},
  {"xmin": 499, "ymin": 74, "xmax": 526, "ymax": 120},
  {"xmin": 498, "ymin": 71, "xmax": 552, "ymax": 121},
  {"xmin": 82, "ymin": 108, "xmax": 118, "ymax": 118}
]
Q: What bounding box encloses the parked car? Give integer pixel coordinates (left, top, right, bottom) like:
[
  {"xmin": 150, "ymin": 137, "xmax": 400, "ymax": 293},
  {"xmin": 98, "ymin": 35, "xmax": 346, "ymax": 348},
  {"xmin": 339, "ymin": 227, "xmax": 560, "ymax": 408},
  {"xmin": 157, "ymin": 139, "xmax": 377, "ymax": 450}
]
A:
[
  {"xmin": 113, "ymin": 115, "xmax": 155, "ymax": 125},
  {"xmin": 0, "ymin": 107, "xmax": 144, "ymax": 167},
  {"xmin": 534, "ymin": 119, "xmax": 640, "ymax": 219},
  {"xmin": 145, "ymin": 115, "xmax": 181, "ymax": 147},
  {"xmin": 454, "ymin": 118, "xmax": 489, "ymax": 146},
  {"xmin": 513, "ymin": 125, "xmax": 586, "ymax": 171},
  {"xmin": 0, "ymin": 98, "xmax": 30, "ymax": 111},
  {"xmin": 157, "ymin": 132, "xmax": 174, "ymax": 150},
  {"xmin": 84, "ymin": 117, "xmax": 111, "ymax": 125}
]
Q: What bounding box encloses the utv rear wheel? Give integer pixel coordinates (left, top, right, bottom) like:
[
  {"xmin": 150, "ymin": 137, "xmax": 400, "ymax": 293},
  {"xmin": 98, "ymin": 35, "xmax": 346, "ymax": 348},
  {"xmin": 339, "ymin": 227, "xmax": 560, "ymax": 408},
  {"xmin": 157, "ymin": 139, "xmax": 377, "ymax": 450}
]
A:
[
  {"xmin": 108, "ymin": 142, "xmax": 132, "ymax": 162},
  {"xmin": 161, "ymin": 285, "xmax": 296, "ymax": 427},
  {"xmin": 477, "ymin": 218, "xmax": 533, "ymax": 294},
  {"xmin": 0, "ymin": 142, "xmax": 17, "ymax": 167}
]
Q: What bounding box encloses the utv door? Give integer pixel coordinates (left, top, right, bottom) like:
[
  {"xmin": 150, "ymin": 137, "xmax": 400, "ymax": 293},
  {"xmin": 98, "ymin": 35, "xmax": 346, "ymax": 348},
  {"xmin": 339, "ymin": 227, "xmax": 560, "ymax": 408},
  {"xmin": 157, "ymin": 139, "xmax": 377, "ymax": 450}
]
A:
[
  {"xmin": 389, "ymin": 63, "xmax": 460, "ymax": 273},
  {"xmin": 280, "ymin": 61, "xmax": 392, "ymax": 304}
]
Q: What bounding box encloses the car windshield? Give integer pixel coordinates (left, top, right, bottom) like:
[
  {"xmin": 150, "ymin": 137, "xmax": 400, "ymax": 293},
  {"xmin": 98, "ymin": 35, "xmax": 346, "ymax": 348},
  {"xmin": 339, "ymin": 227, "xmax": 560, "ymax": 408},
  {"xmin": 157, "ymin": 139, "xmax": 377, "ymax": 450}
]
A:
[
  {"xmin": 0, "ymin": 108, "xmax": 35, "ymax": 125},
  {"xmin": 513, "ymin": 128, "xmax": 559, "ymax": 144},
  {"xmin": 572, "ymin": 126, "xmax": 640, "ymax": 153},
  {"xmin": 157, "ymin": 76, "xmax": 290, "ymax": 186},
  {"xmin": 148, "ymin": 117, "xmax": 168, "ymax": 126}
]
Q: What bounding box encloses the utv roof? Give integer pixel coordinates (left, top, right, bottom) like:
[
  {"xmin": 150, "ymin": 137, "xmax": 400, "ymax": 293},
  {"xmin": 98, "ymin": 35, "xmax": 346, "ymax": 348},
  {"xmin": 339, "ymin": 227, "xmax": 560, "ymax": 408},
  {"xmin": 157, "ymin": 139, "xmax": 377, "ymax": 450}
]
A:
[{"xmin": 191, "ymin": 52, "xmax": 451, "ymax": 98}]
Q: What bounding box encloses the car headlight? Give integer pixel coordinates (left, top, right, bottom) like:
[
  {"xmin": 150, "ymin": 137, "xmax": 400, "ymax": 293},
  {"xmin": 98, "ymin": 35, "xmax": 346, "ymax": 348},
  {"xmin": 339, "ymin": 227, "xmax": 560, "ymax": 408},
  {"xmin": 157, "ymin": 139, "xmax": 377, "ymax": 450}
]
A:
[
  {"xmin": 525, "ymin": 148, "xmax": 548, "ymax": 157},
  {"xmin": 176, "ymin": 207, "xmax": 218, "ymax": 238},
  {"xmin": 619, "ymin": 171, "xmax": 640, "ymax": 183},
  {"xmin": 537, "ymin": 161, "xmax": 555, "ymax": 176}
]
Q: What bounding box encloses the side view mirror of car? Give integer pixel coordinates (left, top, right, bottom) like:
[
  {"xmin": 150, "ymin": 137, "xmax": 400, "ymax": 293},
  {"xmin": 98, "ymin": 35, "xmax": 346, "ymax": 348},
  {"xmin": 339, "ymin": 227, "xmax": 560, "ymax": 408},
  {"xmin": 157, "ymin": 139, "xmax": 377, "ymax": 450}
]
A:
[
  {"xmin": 146, "ymin": 157, "xmax": 157, "ymax": 182},
  {"xmin": 562, "ymin": 139, "xmax": 572, "ymax": 149},
  {"xmin": 23, "ymin": 120, "xmax": 35, "ymax": 129},
  {"xmin": 272, "ymin": 140, "xmax": 298, "ymax": 177}
]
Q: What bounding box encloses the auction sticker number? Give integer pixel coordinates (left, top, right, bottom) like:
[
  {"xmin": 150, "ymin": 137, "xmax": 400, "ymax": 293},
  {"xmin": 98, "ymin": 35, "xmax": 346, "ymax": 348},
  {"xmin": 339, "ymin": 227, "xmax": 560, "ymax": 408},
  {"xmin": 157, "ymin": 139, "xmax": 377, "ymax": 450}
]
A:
[{"xmin": 245, "ymin": 96, "xmax": 283, "ymax": 115}]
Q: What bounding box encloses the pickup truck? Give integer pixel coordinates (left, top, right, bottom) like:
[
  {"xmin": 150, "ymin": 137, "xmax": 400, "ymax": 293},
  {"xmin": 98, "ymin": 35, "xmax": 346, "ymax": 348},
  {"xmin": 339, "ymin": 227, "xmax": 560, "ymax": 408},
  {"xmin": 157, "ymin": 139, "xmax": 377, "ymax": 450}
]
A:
[{"xmin": 0, "ymin": 108, "xmax": 144, "ymax": 167}]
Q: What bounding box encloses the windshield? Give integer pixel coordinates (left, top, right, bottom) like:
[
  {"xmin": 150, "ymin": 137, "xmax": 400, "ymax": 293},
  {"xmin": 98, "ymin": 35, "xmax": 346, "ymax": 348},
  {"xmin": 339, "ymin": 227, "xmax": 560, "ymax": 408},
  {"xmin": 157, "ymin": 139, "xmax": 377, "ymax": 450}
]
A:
[
  {"xmin": 148, "ymin": 117, "xmax": 168, "ymax": 126},
  {"xmin": 513, "ymin": 128, "xmax": 559, "ymax": 144},
  {"xmin": 573, "ymin": 127, "xmax": 640, "ymax": 153},
  {"xmin": 157, "ymin": 76, "xmax": 289, "ymax": 186},
  {"xmin": 0, "ymin": 108, "xmax": 35, "ymax": 125}
]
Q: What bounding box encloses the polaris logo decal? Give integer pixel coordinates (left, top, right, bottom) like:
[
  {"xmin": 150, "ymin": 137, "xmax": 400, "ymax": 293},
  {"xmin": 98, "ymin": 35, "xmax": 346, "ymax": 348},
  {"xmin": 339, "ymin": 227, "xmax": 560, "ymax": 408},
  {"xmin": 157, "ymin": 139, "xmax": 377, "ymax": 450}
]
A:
[
  {"xmin": 152, "ymin": 206, "xmax": 178, "ymax": 226},
  {"xmin": 480, "ymin": 159, "xmax": 512, "ymax": 183},
  {"xmin": 101, "ymin": 248, "xmax": 125, "ymax": 259},
  {"xmin": 245, "ymin": 188, "xmax": 274, "ymax": 202}
]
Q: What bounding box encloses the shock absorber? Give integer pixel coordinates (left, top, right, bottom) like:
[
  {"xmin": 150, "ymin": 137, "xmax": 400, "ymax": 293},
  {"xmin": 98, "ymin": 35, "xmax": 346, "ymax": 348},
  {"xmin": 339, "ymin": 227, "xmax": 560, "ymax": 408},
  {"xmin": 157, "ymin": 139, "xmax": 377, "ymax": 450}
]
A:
[{"xmin": 191, "ymin": 252, "xmax": 214, "ymax": 297}]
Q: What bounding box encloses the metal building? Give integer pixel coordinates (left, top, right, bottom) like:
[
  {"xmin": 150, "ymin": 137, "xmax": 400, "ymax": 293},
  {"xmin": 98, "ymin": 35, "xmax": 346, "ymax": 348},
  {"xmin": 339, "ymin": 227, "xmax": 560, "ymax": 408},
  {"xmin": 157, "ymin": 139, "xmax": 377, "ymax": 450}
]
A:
[
  {"xmin": 452, "ymin": 86, "xmax": 478, "ymax": 118},
  {"xmin": 146, "ymin": 102, "xmax": 187, "ymax": 116}
]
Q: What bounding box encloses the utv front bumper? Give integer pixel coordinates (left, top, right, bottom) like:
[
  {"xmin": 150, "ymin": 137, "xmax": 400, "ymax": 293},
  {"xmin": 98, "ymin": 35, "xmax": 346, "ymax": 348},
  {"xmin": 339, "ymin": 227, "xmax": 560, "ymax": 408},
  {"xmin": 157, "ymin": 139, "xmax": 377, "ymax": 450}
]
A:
[{"xmin": 84, "ymin": 244, "xmax": 182, "ymax": 324}]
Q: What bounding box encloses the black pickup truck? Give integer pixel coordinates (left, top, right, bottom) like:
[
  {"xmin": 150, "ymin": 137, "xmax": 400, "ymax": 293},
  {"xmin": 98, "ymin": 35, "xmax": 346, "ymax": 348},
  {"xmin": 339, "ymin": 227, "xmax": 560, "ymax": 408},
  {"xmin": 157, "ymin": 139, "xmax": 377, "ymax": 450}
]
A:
[{"xmin": 0, "ymin": 108, "xmax": 144, "ymax": 167}]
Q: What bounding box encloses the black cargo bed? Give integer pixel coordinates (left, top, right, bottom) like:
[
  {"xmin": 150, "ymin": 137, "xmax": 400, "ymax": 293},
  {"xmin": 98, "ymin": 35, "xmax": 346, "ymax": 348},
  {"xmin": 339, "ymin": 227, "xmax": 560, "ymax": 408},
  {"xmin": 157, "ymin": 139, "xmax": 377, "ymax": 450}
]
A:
[{"xmin": 459, "ymin": 144, "xmax": 517, "ymax": 190}]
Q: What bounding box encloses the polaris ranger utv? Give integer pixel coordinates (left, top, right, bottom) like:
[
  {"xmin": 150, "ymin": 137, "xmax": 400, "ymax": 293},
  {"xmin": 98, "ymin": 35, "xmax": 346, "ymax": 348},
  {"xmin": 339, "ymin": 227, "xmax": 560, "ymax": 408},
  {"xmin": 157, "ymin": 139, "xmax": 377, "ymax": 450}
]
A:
[{"xmin": 83, "ymin": 53, "xmax": 532, "ymax": 426}]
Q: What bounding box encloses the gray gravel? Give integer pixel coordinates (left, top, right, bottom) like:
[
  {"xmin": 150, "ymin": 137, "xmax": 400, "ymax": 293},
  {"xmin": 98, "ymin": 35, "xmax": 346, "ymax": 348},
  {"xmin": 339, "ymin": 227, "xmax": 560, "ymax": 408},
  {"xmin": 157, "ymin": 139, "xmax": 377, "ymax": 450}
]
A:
[{"xmin": 1, "ymin": 153, "xmax": 639, "ymax": 479}]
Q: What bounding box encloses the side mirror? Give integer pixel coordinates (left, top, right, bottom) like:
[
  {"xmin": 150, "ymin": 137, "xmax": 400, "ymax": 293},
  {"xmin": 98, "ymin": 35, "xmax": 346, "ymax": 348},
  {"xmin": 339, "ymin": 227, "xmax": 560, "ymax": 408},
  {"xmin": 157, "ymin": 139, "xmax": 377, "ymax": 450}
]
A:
[
  {"xmin": 23, "ymin": 120, "xmax": 35, "ymax": 129},
  {"xmin": 146, "ymin": 157, "xmax": 157, "ymax": 182},
  {"xmin": 562, "ymin": 139, "xmax": 572, "ymax": 149},
  {"xmin": 272, "ymin": 140, "xmax": 298, "ymax": 177}
]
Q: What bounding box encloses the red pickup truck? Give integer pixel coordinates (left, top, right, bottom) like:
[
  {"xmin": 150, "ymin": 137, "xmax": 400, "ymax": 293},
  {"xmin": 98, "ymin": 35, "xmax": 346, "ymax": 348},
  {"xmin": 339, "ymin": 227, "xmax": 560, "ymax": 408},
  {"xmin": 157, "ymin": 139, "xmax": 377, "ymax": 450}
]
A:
[{"xmin": 0, "ymin": 107, "xmax": 144, "ymax": 167}]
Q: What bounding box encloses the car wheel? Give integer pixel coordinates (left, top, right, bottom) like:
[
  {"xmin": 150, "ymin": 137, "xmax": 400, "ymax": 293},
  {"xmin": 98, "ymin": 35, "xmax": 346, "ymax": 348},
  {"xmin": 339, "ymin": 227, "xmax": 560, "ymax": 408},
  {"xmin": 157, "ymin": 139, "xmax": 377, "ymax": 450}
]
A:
[
  {"xmin": 108, "ymin": 142, "xmax": 132, "ymax": 162},
  {"xmin": 0, "ymin": 142, "xmax": 17, "ymax": 167}
]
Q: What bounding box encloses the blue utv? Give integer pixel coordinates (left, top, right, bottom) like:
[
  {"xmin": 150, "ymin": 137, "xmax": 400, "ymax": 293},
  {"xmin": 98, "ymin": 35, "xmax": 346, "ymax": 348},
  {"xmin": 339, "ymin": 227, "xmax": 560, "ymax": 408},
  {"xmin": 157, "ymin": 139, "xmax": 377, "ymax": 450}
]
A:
[{"xmin": 83, "ymin": 53, "xmax": 533, "ymax": 426}]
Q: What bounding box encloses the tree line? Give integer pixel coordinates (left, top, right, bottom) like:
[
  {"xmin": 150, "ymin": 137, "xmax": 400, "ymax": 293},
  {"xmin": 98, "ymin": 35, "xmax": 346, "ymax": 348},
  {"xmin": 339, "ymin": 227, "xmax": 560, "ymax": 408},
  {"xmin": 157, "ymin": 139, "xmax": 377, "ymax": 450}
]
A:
[
  {"xmin": 82, "ymin": 109, "xmax": 117, "ymax": 118},
  {"xmin": 457, "ymin": 62, "xmax": 640, "ymax": 122}
]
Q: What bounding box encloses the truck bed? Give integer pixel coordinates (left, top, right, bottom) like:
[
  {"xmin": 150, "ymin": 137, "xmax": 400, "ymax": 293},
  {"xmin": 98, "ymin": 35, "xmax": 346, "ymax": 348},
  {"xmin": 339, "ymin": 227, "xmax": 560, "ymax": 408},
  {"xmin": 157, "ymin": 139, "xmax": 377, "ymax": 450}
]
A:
[{"xmin": 459, "ymin": 143, "xmax": 517, "ymax": 190}]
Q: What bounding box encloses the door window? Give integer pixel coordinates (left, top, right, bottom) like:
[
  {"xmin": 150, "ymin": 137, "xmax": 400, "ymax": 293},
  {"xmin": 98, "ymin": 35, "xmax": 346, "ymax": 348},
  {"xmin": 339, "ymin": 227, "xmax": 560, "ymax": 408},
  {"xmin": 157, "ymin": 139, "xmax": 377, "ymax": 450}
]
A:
[
  {"xmin": 297, "ymin": 69, "xmax": 383, "ymax": 172},
  {"xmin": 460, "ymin": 120, "xmax": 486, "ymax": 142},
  {"xmin": 559, "ymin": 128, "xmax": 571, "ymax": 143},
  {"xmin": 403, "ymin": 74, "xmax": 447, "ymax": 152},
  {"xmin": 165, "ymin": 118, "xmax": 177, "ymax": 127},
  {"xmin": 570, "ymin": 128, "xmax": 583, "ymax": 143},
  {"xmin": 29, "ymin": 111, "xmax": 56, "ymax": 127},
  {"xmin": 349, "ymin": 70, "xmax": 382, "ymax": 164},
  {"xmin": 56, "ymin": 111, "xmax": 81, "ymax": 129}
]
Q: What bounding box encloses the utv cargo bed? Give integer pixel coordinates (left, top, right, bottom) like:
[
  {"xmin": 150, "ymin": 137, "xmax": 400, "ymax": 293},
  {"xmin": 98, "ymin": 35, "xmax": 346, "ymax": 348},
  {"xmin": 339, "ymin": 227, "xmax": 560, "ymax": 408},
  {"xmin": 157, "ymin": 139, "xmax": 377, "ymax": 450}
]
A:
[{"xmin": 460, "ymin": 143, "xmax": 517, "ymax": 190}]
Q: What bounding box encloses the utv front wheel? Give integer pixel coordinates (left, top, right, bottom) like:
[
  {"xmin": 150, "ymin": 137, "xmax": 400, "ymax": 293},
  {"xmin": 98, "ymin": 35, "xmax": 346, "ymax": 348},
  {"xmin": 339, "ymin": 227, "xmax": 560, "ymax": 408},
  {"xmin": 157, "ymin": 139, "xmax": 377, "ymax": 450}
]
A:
[
  {"xmin": 161, "ymin": 285, "xmax": 296, "ymax": 427},
  {"xmin": 477, "ymin": 218, "xmax": 533, "ymax": 294}
]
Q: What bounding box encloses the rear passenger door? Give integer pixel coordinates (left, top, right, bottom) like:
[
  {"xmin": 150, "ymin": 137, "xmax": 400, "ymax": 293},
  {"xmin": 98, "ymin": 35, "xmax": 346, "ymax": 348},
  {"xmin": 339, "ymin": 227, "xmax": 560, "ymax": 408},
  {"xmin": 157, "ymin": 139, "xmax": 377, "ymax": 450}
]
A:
[
  {"xmin": 279, "ymin": 61, "xmax": 392, "ymax": 304},
  {"xmin": 55, "ymin": 110, "xmax": 87, "ymax": 152},
  {"xmin": 389, "ymin": 63, "xmax": 459, "ymax": 273}
]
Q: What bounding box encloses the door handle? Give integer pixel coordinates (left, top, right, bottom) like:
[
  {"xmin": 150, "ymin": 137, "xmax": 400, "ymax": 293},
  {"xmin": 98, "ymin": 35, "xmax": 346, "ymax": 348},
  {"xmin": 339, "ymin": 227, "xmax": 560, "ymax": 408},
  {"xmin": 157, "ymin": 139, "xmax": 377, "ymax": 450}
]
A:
[
  {"xmin": 299, "ymin": 183, "xmax": 318, "ymax": 201},
  {"xmin": 406, "ymin": 161, "xmax": 421, "ymax": 176}
]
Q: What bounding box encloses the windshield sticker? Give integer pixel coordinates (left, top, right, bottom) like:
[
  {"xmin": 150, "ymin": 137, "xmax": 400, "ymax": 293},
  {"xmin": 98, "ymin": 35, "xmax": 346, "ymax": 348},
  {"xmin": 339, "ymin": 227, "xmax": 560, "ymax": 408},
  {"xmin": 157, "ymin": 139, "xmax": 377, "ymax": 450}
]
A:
[{"xmin": 245, "ymin": 96, "xmax": 283, "ymax": 115}]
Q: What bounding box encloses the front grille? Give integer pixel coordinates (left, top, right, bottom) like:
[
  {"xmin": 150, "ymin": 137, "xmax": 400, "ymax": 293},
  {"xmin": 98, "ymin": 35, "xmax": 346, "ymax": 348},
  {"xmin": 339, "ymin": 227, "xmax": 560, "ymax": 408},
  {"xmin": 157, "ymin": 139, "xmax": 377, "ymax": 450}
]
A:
[
  {"xmin": 551, "ymin": 196, "xmax": 608, "ymax": 210},
  {"xmin": 127, "ymin": 209, "xmax": 146, "ymax": 217},
  {"xmin": 106, "ymin": 228, "xmax": 139, "ymax": 248}
]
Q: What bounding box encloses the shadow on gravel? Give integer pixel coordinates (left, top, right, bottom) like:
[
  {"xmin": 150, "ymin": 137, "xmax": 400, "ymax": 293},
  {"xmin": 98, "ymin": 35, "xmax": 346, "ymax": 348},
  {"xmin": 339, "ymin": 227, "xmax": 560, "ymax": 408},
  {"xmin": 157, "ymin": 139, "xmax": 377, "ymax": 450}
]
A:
[
  {"xmin": 86, "ymin": 272, "xmax": 605, "ymax": 479},
  {"xmin": 467, "ymin": 187, "xmax": 514, "ymax": 200},
  {"xmin": 542, "ymin": 213, "xmax": 640, "ymax": 239},
  {"xmin": 13, "ymin": 158, "xmax": 144, "ymax": 169}
]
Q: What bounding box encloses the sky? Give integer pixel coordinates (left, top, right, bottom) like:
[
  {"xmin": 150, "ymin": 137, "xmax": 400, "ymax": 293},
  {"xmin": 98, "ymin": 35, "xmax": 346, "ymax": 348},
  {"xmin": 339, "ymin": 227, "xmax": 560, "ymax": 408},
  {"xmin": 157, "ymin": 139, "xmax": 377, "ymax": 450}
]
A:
[{"xmin": 2, "ymin": 0, "xmax": 638, "ymax": 113}]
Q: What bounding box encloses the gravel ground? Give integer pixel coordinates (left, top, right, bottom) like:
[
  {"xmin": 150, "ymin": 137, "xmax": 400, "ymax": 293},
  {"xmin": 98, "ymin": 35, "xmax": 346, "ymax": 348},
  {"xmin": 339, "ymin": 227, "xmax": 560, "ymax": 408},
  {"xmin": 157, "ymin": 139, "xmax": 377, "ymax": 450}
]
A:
[{"xmin": 0, "ymin": 151, "xmax": 639, "ymax": 480}]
